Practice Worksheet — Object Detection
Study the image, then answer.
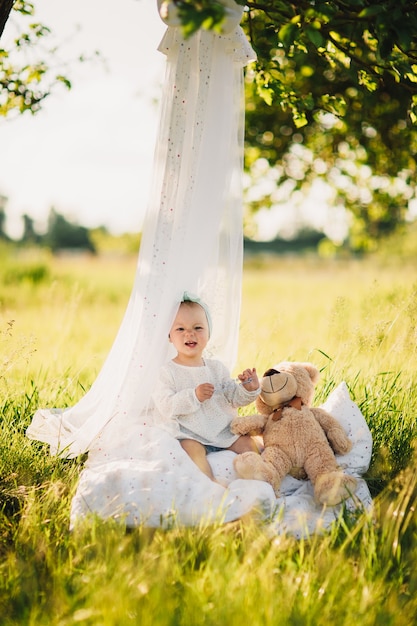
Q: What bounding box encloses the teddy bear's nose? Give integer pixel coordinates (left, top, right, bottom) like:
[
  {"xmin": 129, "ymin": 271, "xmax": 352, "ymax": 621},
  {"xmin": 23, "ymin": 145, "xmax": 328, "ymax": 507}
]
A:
[{"xmin": 264, "ymin": 369, "xmax": 280, "ymax": 377}]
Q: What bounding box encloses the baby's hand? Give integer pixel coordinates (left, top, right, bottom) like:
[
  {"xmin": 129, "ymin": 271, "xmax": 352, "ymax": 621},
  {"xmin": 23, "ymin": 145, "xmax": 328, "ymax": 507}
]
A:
[
  {"xmin": 237, "ymin": 368, "xmax": 259, "ymax": 391},
  {"xmin": 195, "ymin": 383, "xmax": 215, "ymax": 402}
]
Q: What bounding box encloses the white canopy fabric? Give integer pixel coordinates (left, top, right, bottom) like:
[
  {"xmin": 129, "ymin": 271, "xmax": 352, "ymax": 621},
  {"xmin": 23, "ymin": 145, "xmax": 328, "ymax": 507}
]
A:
[
  {"xmin": 27, "ymin": 2, "xmax": 373, "ymax": 535},
  {"xmin": 27, "ymin": 8, "xmax": 255, "ymax": 458}
]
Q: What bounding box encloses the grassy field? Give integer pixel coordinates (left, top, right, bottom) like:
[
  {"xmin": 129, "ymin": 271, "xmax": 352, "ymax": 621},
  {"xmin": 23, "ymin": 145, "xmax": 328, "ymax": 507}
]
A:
[{"xmin": 1, "ymin": 248, "xmax": 417, "ymax": 625}]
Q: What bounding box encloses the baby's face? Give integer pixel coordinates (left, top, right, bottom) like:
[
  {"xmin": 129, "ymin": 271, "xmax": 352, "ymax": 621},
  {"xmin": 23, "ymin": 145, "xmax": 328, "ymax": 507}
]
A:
[{"xmin": 169, "ymin": 303, "xmax": 209, "ymax": 358}]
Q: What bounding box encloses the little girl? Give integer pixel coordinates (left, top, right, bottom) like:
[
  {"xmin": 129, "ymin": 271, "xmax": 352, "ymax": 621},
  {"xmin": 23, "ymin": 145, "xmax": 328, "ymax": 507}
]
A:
[{"xmin": 152, "ymin": 294, "xmax": 260, "ymax": 482}]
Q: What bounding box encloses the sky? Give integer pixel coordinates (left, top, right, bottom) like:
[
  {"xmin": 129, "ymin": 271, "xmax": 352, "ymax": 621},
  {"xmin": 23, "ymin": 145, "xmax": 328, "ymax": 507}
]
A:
[{"xmin": 1, "ymin": 0, "xmax": 166, "ymax": 237}]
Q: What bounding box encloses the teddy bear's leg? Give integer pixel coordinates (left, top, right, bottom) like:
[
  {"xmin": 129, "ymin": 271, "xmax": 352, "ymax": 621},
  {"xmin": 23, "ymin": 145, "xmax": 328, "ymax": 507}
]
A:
[
  {"xmin": 304, "ymin": 445, "xmax": 357, "ymax": 506},
  {"xmin": 233, "ymin": 452, "xmax": 258, "ymax": 479},
  {"xmin": 233, "ymin": 452, "xmax": 268, "ymax": 484},
  {"xmin": 314, "ymin": 471, "xmax": 357, "ymax": 506},
  {"xmin": 261, "ymin": 447, "xmax": 293, "ymax": 494},
  {"xmin": 303, "ymin": 443, "xmax": 339, "ymax": 483}
]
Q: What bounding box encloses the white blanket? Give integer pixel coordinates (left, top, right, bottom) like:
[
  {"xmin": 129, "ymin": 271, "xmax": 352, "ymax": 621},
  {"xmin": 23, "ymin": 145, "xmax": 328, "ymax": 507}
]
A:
[{"xmin": 70, "ymin": 382, "xmax": 373, "ymax": 538}]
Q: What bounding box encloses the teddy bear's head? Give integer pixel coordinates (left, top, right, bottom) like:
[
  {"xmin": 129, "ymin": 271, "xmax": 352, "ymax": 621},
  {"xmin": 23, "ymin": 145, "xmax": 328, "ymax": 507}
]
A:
[{"xmin": 256, "ymin": 361, "xmax": 320, "ymax": 415}]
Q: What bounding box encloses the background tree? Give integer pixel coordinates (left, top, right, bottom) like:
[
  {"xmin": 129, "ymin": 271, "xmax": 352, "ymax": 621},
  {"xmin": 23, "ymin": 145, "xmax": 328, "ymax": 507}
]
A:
[
  {"xmin": 243, "ymin": 31, "xmax": 417, "ymax": 250},
  {"xmin": 44, "ymin": 208, "xmax": 96, "ymax": 253},
  {"xmin": 20, "ymin": 213, "xmax": 39, "ymax": 244},
  {"xmin": 0, "ymin": 193, "xmax": 9, "ymax": 240},
  {"xmin": 173, "ymin": 1, "xmax": 417, "ymax": 118}
]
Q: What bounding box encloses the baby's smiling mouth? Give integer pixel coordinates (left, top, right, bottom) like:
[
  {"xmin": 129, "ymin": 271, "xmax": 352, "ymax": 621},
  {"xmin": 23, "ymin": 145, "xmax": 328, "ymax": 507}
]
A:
[{"xmin": 185, "ymin": 341, "xmax": 197, "ymax": 347}]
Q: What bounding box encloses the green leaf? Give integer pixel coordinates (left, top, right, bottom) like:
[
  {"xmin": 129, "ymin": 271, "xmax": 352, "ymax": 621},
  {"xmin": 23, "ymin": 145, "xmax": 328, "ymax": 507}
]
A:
[
  {"xmin": 358, "ymin": 70, "xmax": 378, "ymax": 92},
  {"xmin": 358, "ymin": 5, "xmax": 385, "ymax": 18},
  {"xmin": 378, "ymin": 34, "xmax": 394, "ymax": 59},
  {"xmin": 410, "ymin": 95, "xmax": 417, "ymax": 124},
  {"xmin": 293, "ymin": 112, "xmax": 308, "ymax": 128},
  {"xmin": 56, "ymin": 75, "xmax": 71, "ymax": 90},
  {"xmin": 257, "ymin": 85, "xmax": 273, "ymax": 106},
  {"xmin": 319, "ymin": 94, "xmax": 346, "ymax": 117},
  {"xmin": 405, "ymin": 67, "xmax": 417, "ymax": 83},
  {"xmin": 305, "ymin": 26, "xmax": 325, "ymax": 48},
  {"xmin": 393, "ymin": 26, "xmax": 413, "ymax": 52},
  {"xmin": 278, "ymin": 23, "xmax": 298, "ymax": 49}
]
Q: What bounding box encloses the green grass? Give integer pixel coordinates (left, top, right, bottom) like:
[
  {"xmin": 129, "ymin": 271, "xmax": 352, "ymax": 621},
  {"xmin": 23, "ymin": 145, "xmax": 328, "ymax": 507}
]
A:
[{"xmin": 1, "ymin": 251, "xmax": 417, "ymax": 624}]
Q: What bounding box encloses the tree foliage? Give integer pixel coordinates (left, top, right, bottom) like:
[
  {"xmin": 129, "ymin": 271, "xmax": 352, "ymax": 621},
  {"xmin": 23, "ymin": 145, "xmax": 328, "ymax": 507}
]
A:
[
  {"xmin": 243, "ymin": 29, "xmax": 417, "ymax": 249},
  {"xmin": 174, "ymin": 0, "xmax": 417, "ymax": 121},
  {"xmin": 175, "ymin": 0, "xmax": 417, "ymax": 249},
  {"xmin": 0, "ymin": 0, "xmax": 71, "ymax": 117},
  {"xmin": 41, "ymin": 208, "xmax": 96, "ymax": 253}
]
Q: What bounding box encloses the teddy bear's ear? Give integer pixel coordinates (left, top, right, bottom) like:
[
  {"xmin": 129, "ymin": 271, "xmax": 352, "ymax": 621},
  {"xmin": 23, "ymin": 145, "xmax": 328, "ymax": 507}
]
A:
[{"xmin": 300, "ymin": 362, "xmax": 320, "ymax": 384}]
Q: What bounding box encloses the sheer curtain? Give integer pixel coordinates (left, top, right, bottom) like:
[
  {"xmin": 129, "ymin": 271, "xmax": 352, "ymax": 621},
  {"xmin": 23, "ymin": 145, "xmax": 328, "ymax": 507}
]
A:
[{"xmin": 26, "ymin": 3, "xmax": 256, "ymax": 459}]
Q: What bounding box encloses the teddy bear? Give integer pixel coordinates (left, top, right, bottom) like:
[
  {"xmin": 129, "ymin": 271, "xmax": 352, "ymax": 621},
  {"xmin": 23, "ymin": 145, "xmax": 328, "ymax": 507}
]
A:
[{"xmin": 231, "ymin": 361, "xmax": 357, "ymax": 505}]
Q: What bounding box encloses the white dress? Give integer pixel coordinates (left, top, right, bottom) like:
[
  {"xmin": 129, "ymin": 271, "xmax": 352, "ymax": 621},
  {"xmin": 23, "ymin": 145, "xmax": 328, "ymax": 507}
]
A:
[{"xmin": 153, "ymin": 359, "xmax": 260, "ymax": 446}]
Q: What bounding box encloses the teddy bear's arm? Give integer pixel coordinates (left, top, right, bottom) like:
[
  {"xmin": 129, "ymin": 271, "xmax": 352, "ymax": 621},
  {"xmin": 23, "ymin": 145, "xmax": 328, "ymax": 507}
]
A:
[
  {"xmin": 230, "ymin": 413, "xmax": 267, "ymax": 436},
  {"xmin": 310, "ymin": 407, "xmax": 353, "ymax": 455}
]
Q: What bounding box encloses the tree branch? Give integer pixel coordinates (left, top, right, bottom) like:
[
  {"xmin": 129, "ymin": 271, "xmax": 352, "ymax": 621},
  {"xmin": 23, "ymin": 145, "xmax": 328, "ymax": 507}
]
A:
[{"xmin": 0, "ymin": 0, "xmax": 14, "ymax": 40}]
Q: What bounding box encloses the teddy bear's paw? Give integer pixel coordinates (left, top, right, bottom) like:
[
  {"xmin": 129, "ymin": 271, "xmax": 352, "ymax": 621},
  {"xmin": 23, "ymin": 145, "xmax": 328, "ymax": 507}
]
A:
[
  {"xmin": 314, "ymin": 471, "xmax": 357, "ymax": 506},
  {"xmin": 234, "ymin": 453, "xmax": 280, "ymax": 492},
  {"xmin": 230, "ymin": 418, "xmax": 249, "ymax": 436},
  {"xmin": 327, "ymin": 429, "xmax": 353, "ymax": 455},
  {"xmin": 233, "ymin": 451, "xmax": 261, "ymax": 479}
]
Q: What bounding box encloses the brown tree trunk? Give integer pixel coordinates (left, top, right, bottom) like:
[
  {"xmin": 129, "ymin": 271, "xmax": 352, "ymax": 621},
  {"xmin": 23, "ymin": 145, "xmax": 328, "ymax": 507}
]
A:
[{"xmin": 0, "ymin": 0, "xmax": 14, "ymax": 40}]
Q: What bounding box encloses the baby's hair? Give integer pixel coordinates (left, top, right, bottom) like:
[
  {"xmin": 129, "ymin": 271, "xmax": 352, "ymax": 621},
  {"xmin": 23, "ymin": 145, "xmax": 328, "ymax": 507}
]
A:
[{"xmin": 179, "ymin": 300, "xmax": 201, "ymax": 310}]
